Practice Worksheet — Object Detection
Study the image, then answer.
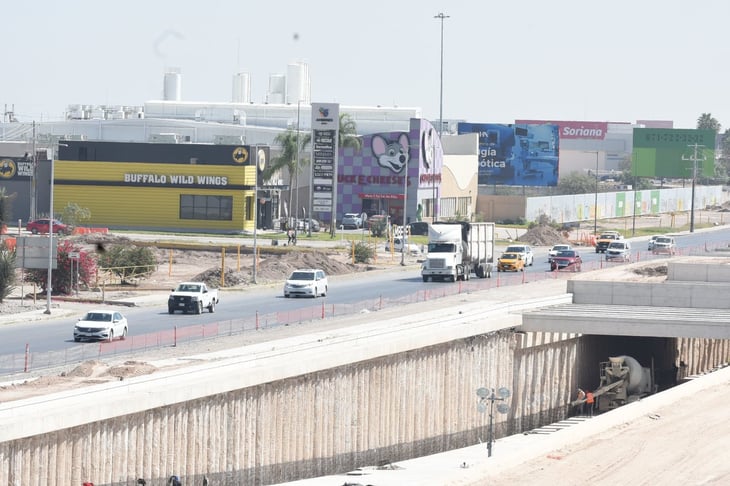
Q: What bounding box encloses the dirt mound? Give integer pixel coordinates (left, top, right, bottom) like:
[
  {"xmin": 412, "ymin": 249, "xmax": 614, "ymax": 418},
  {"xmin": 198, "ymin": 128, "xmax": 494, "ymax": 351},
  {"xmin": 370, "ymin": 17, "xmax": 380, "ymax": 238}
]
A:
[
  {"xmin": 192, "ymin": 249, "xmax": 367, "ymax": 288},
  {"xmin": 518, "ymin": 225, "xmax": 571, "ymax": 246},
  {"xmin": 633, "ymin": 264, "xmax": 668, "ymax": 277}
]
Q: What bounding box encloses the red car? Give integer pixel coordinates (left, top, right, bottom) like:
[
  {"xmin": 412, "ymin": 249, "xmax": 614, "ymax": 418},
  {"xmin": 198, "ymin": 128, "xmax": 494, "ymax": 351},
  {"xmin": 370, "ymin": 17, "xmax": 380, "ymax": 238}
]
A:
[
  {"xmin": 550, "ymin": 249, "xmax": 582, "ymax": 272},
  {"xmin": 26, "ymin": 218, "xmax": 70, "ymax": 235}
]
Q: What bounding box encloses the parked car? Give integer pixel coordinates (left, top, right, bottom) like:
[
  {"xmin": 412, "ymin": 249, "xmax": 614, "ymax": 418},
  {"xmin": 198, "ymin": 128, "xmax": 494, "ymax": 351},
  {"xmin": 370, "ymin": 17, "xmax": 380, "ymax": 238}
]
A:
[
  {"xmin": 548, "ymin": 244, "xmax": 572, "ymax": 262},
  {"xmin": 504, "ymin": 244, "xmax": 534, "ymax": 266},
  {"xmin": 497, "ymin": 252, "xmax": 525, "ymax": 272},
  {"xmin": 652, "ymin": 236, "xmax": 676, "ymax": 255},
  {"xmin": 605, "ymin": 241, "xmax": 632, "ymax": 261},
  {"xmin": 26, "ymin": 218, "xmax": 70, "ymax": 235},
  {"xmin": 296, "ymin": 218, "xmax": 321, "ymax": 232},
  {"xmin": 647, "ymin": 235, "xmax": 661, "ymax": 251},
  {"xmin": 550, "ymin": 249, "xmax": 582, "ymax": 272},
  {"xmin": 385, "ymin": 237, "xmax": 420, "ymax": 254},
  {"xmin": 73, "ymin": 310, "xmax": 128, "ymax": 342},
  {"xmin": 283, "ymin": 269, "xmax": 328, "ymax": 298},
  {"xmin": 341, "ymin": 213, "xmax": 364, "ymax": 229}
]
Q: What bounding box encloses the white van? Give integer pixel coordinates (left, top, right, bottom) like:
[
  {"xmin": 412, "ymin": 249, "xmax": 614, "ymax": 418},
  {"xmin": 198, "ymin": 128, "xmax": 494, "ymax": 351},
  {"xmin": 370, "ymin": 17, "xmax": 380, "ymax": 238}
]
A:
[{"xmin": 605, "ymin": 241, "xmax": 631, "ymax": 261}]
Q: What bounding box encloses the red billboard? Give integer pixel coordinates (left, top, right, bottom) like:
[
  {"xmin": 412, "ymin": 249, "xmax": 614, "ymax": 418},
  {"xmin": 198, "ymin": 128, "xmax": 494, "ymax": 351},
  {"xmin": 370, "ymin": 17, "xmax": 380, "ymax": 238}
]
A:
[{"xmin": 515, "ymin": 120, "xmax": 608, "ymax": 140}]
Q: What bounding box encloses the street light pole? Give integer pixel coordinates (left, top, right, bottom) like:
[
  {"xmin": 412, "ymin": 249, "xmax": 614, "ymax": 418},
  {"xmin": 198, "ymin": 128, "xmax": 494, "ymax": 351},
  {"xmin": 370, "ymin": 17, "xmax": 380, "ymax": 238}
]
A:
[
  {"xmin": 585, "ymin": 151, "xmax": 599, "ymax": 235},
  {"xmin": 401, "ymin": 162, "xmax": 408, "ymax": 266},
  {"xmin": 294, "ymin": 100, "xmax": 301, "ymax": 242},
  {"xmin": 44, "ymin": 151, "xmax": 55, "ymax": 314},
  {"xmin": 683, "ymin": 143, "xmax": 704, "ymax": 234},
  {"xmin": 434, "ymin": 12, "xmax": 449, "ymax": 223}
]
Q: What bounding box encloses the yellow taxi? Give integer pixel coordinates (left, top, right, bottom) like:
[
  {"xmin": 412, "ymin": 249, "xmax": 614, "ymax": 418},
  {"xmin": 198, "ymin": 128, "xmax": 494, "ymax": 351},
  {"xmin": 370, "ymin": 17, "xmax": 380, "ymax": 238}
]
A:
[{"xmin": 497, "ymin": 252, "xmax": 525, "ymax": 272}]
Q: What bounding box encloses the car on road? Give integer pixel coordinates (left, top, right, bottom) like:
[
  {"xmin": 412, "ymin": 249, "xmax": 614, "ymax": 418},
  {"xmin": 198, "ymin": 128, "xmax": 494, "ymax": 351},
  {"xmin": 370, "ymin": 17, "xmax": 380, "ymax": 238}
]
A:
[
  {"xmin": 548, "ymin": 244, "xmax": 572, "ymax": 262},
  {"xmin": 283, "ymin": 269, "xmax": 328, "ymax": 298},
  {"xmin": 73, "ymin": 310, "xmax": 128, "ymax": 342},
  {"xmin": 647, "ymin": 235, "xmax": 661, "ymax": 251},
  {"xmin": 595, "ymin": 231, "xmax": 623, "ymax": 253},
  {"xmin": 26, "ymin": 218, "xmax": 70, "ymax": 235},
  {"xmin": 296, "ymin": 218, "xmax": 321, "ymax": 232},
  {"xmin": 497, "ymin": 252, "xmax": 525, "ymax": 272},
  {"xmin": 550, "ymin": 249, "xmax": 582, "ymax": 272},
  {"xmin": 605, "ymin": 241, "xmax": 632, "ymax": 261},
  {"xmin": 504, "ymin": 244, "xmax": 534, "ymax": 266},
  {"xmin": 341, "ymin": 213, "xmax": 364, "ymax": 229},
  {"xmin": 652, "ymin": 236, "xmax": 676, "ymax": 255}
]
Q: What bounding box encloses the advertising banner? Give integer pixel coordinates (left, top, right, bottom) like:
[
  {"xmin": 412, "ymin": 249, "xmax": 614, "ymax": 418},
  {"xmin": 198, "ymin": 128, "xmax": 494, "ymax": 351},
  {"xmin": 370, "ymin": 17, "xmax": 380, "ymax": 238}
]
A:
[
  {"xmin": 632, "ymin": 128, "xmax": 715, "ymax": 178},
  {"xmin": 515, "ymin": 120, "xmax": 608, "ymax": 140},
  {"xmin": 311, "ymin": 103, "xmax": 340, "ymax": 213},
  {"xmin": 458, "ymin": 122, "xmax": 560, "ymax": 186}
]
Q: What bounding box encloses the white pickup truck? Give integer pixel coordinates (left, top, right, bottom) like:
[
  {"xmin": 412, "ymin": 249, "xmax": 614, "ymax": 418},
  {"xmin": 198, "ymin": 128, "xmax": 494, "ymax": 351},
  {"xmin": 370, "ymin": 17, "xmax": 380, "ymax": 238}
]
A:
[{"xmin": 167, "ymin": 281, "xmax": 219, "ymax": 314}]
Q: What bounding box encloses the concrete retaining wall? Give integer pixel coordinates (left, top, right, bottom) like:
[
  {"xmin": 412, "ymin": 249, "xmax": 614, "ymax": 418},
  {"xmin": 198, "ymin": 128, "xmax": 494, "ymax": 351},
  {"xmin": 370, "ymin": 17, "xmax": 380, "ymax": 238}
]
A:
[{"xmin": 0, "ymin": 326, "xmax": 582, "ymax": 486}]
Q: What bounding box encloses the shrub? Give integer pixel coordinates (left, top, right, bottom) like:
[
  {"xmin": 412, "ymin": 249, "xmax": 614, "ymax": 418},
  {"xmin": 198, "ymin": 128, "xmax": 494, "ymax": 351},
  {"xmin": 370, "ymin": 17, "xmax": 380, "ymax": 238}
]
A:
[
  {"xmin": 0, "ymin": 243, "xmax": 16, "ymax": 302},
  {"xmin": 97, "ymin": 244, "xmax": 157, "ymax": 283},
  {"xmin": 353, "ymin": 242, "xmax": 375, "ymax": 264},
  {"xmin": 25, "ymin": 239, "xmax": 97, "ymax": 294}
]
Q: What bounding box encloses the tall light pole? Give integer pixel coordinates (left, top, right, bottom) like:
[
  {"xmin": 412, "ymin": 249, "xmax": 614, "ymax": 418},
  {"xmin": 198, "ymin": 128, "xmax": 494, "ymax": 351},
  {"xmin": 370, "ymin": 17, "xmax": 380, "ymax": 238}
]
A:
[
  {"xmin": 401, "ymin": 161, "xmax": 408, "ymax": 266},
  {"xmin": 585, "ymin": 151, "xmax": 599, "ymax": 235},
  {"xmin": 294, "ymin": 100, "xmax": 301, "ymax": 242},
  {"xmin": 683, "ymin": 143, "xmax": 705, "ymax": 233},
  {"xmin": 44, "ymin": 142, "xmax": 67, "ymax": 314},
  {"xmin": 434, "ymin": 12, "xmax": 449, "ymax": 223}
]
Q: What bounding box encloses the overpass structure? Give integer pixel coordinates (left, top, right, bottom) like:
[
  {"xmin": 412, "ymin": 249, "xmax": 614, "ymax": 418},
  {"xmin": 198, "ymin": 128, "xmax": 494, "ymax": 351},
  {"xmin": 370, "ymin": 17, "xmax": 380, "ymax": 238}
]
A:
[{"xmin": 1, "ymin": 258, "xmax": 729, "ymax": 485}]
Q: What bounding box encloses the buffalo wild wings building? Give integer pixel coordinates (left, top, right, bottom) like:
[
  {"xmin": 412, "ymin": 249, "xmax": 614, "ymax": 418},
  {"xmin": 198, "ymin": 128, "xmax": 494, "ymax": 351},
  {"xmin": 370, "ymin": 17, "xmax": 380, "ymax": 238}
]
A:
[{"xmin": 54, "ymin": 141, "xmax": 270, "ymax": 232}]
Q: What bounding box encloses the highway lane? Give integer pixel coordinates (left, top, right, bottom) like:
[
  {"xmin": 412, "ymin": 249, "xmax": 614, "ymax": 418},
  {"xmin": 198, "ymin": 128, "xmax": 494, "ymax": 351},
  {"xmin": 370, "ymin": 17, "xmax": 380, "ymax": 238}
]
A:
[{"xmin": 1, "ymin": 227, "xmax": 727, "ymax": 367}]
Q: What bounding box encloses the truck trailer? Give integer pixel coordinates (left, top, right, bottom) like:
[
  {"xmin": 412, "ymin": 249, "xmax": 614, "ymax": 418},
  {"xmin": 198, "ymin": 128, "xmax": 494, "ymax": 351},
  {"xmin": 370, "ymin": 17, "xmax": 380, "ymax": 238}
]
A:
[{"xmin": 421, "ymin": 222, "xmax": 495, "ymax": 282}]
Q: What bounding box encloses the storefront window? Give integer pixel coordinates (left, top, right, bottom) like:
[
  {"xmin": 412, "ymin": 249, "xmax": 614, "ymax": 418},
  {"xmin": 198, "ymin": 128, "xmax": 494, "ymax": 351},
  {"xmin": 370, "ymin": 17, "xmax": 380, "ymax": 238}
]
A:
[{"xmin": 180, "ymin": 194, "xmax": 233, "ymax": 221}]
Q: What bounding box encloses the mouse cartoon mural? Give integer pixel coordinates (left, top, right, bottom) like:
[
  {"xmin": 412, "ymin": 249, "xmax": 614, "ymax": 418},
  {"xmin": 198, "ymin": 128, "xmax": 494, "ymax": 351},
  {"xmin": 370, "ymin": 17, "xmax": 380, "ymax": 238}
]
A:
[{"xmin": 371, "ymin": 133, "xmax": 410, "ymax": 173}]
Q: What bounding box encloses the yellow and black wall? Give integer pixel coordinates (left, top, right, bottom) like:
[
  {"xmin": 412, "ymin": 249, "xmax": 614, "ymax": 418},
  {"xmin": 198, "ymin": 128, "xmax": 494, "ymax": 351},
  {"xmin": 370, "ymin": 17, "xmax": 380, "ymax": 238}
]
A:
[{"xmin": 55, "ymin": 141, "xmax": 268, "ymax": 233}]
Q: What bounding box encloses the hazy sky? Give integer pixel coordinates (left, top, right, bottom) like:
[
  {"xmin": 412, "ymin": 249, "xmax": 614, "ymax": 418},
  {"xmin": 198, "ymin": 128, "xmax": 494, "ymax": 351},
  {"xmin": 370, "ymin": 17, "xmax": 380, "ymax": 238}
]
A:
[{"xmin": 4, "ymin": 0, "xmax": 728, "ymax": 130}]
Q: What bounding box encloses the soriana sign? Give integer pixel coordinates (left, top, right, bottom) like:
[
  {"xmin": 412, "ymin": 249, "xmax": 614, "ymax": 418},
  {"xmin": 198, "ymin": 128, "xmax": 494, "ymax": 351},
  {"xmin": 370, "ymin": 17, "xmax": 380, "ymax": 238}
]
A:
[{"xmin": 516, "ymin": 120, "xmax": 608, "ymax": 140}]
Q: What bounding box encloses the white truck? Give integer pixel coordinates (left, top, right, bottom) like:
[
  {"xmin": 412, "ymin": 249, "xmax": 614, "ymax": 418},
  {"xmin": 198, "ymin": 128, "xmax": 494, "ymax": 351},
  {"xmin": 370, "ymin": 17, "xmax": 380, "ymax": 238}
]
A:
[
  {"xmin": 421, "ymin": 222, "xmax": 495, "ymax": 282},
  {"xmin": 168, "ymin": 281, "xmax": 219, "ymax": 314}
]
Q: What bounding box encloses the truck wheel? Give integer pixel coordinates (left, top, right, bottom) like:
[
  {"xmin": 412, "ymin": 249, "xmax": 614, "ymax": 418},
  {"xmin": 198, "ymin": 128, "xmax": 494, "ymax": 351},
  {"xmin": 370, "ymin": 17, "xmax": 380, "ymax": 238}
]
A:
[
  {"xmin": 195, "ymin": 302, "xmax": 203, "ymax": 314},
  {"xmin": 209, "ymin": 300, "xmax": 215, "ymax": 313},
  {"xmin": 168, "ymin": 307, "xmax": 174, "ymax": 314}
]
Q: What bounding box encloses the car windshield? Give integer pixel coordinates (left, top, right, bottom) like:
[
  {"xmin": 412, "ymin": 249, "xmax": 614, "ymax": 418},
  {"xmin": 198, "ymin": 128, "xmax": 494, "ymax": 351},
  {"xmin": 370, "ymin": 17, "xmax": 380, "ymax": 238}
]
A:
[
  {"xmin": 290, "ymin": 271, "xmax": 315, "ymax": 280},
  {"xmin": 84, "ymin": 312, "xmax": 112, "ymax": 322},
  {"xmin": 657, "ymin": 237, "xmax": 672, "ymax": 243},
  {"xmin": 501, "ymin": 253, "xmax": 519, "ymax": 260},
  {"xmin": 557, "ymin": 250, "xmax": 576, "ymax": 257},
  {"xmin": 608, "ymin": 242, "xmax": 625, "ymax": 248},
  {"xmin": 506, "ymin": 246, "xmax": 526, "ymax": 253},
  {"xmin": 553, "ymin": 245, "xmax": 569, "ymax": 251}
]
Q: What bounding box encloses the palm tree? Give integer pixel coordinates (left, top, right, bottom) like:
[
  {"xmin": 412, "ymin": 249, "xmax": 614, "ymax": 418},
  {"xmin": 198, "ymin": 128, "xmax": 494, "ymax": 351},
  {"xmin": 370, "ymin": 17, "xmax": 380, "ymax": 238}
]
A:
[
  {"xmin": 697, "ymin": 113, "xmax": 721, "ymax": 132},
  {"xmin": 264, "ymin": 129, "xmax": 310, "ymax": 226}
]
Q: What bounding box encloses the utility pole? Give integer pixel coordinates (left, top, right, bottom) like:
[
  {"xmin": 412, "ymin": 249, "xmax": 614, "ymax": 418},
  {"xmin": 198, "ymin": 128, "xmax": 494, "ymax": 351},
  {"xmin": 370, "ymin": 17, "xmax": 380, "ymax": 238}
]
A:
[
  {"xmin": 433, "ymin": 12, "xmax": 449, "ymax": 223},
  {"xmin": 682, "ymin": 144, "xmax": 705, "ymax": 233}
]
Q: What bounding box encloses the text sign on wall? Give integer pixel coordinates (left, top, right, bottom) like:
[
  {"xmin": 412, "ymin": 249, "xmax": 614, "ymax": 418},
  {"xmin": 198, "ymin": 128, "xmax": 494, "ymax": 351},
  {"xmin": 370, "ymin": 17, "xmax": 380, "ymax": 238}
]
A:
[
  {"xmin": 632, "ymin": 128, "xmax": 716, "ymax": 178},
  {"xmin": 311, "ymin": 103, "xmax": 340, "ymax": 213}
]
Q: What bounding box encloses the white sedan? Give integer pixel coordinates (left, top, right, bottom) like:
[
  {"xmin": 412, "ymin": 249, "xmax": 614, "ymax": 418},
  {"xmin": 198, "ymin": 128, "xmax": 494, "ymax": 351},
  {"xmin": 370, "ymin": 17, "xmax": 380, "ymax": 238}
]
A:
[
  {"xmin": 73, "ymin": 310, "xmax": 128, "ymax": 342},
  {"xmin": 548, "ymin": 244, "xmax": 572, "ymax": 262}
]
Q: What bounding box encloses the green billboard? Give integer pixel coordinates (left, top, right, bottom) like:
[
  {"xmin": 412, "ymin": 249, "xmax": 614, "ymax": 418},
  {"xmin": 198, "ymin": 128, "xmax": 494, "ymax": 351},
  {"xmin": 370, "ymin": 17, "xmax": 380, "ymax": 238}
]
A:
[{"xmin": 632, "ymin": 128, "xmax": 715, "ymax": 178}]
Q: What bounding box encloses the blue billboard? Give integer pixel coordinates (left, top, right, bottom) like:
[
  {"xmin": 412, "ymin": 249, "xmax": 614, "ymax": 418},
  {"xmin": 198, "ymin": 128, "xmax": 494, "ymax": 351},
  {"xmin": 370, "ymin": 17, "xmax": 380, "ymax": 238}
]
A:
[{"xmin": 458, "ymin": 123, "xmax": 560, "ymax": 186}]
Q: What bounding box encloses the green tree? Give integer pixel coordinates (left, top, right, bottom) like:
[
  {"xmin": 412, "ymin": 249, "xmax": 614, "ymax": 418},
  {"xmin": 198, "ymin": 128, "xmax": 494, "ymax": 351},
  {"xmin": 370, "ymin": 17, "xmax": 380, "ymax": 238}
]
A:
[
  {"xmin": 60, "ymin": 202, "xmax": 91, "ymax": 227},
  {"xmin": 0, "ymin": 186, "xmax": 14, "ymax": 230},
  {"xmin": 717, "ymin": 128, "xmax": 730, "ymax": 182},
  {"xmin": 0, "ymin": 243, "xmax": 16, "ymax": 302},
  {"xmin": 97, "ymin": 244, "xmax": 157, "ymax": 284},
  {"xmin": 697, "ymin": 113, "xmax": 721, "ymax": 132},
  {"xmin": 556, "ymin": 171, "xmax": 597, "ymax": 195},
  {"xmin": 264, "ymin": 129, "xmax": 310, "ymax": 224}
]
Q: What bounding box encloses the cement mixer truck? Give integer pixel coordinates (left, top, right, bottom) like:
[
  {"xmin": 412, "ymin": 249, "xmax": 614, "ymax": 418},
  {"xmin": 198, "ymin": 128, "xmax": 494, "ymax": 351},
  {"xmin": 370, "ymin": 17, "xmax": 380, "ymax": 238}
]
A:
[
  {"xmin": 421, "ymin": 222, "xmax": 495, "ymax": 282},
  {"xmin": 593, "ymin": 355, "xmax": 654, "ymax": 413}
]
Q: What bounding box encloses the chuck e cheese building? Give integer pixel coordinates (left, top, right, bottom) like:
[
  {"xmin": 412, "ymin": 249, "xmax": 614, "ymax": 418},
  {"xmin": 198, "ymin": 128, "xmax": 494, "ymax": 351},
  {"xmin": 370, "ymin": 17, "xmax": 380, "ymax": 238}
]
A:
[
  {"xmin": 54, "ymin": 141, "xmax": 270, "ymax": 233},
  {"xmin": 336, "ymin": 118, "xmax": 446, "ymax": 225}
]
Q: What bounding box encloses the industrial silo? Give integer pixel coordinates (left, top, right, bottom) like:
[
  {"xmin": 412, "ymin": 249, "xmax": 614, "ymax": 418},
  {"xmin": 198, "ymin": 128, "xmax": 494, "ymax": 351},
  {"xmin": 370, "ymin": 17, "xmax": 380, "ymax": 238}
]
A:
[{"xmin": 163, "ymin": 68, "xmax": 182, "ymax": 101}]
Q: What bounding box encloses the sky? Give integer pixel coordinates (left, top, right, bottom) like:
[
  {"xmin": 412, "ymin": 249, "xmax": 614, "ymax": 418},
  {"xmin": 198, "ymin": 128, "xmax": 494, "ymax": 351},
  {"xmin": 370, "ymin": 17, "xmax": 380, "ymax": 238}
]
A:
[{"xmin": 3, "ymin": 0, "xmax": 729, "ymax": 130}]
